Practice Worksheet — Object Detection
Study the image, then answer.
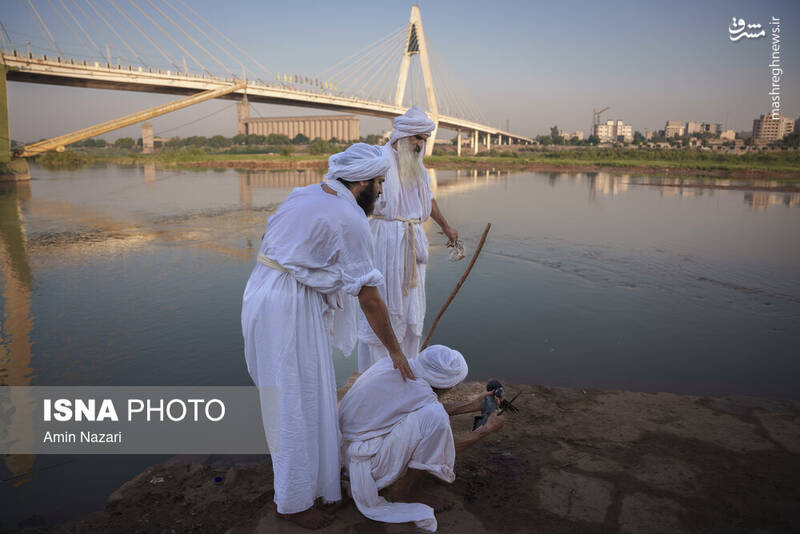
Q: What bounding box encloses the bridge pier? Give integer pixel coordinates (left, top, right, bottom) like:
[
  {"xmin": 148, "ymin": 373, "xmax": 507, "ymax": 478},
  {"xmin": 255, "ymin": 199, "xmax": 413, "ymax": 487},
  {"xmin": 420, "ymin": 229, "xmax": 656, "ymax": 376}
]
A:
[
  {"xmin": 0, "ymin": 65, "xmax": 30, "ymax": 182},
  {"xmin": 485, "ymin": 133, "xmax": 490, "ymax": 151},
  {"xmin": 472, "ymin": 131, "xmax": 478, "ymax": 155},
  {"xmin": 456, "ymin": 129, "xmax": 461, "ymax": 156}
]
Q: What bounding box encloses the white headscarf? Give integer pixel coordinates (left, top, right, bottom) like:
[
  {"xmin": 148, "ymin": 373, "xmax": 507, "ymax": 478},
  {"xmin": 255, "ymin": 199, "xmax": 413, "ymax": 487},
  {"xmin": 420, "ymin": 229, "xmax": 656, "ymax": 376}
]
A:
[
  {"xmin": 324, "ymin": 143, "xmax": 390, "ymax": 182},
  {"xmin": 339, "ymin": 345, "xmax": 467, "ymax": 442},
  {"xmin": 410, "ymin": 345, "xmax": 468, "ymax": 389},
  {"xmin": 389, "ymin": 106, "xmax": 436, "ymax": 145}
]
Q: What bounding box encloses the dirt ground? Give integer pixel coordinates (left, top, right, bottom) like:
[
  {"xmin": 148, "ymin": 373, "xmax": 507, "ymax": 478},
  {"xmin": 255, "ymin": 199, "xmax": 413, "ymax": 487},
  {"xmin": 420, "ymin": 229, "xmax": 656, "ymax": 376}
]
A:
[{"xmin": 14, "ymin": 379, "xmax": 800, "ymax": 533}]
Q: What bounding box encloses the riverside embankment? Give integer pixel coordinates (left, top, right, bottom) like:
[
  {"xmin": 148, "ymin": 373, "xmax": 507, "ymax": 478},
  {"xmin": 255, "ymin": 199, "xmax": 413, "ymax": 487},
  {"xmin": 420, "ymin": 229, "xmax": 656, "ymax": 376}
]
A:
[{"xmin": 17, "ymin": 380, "xmax": 800, "ymax": 533}]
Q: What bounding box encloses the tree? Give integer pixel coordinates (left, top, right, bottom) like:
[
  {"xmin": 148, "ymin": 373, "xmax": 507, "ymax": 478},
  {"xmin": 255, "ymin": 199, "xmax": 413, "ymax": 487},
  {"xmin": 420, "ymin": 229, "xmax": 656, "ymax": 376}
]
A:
[
  {"xmin": 209, "ymin": 135, "xmax": 231, "ymax": 148},
  {"xmin": 633, "ymin": 131, "xmax": 645, "ymax": 144},
  {"xmin": 232, "ymin": 134, "xmax": 247, "ymax": 145},
  {"xmin": 364, "ymin": 134, "xmax": 384, "ymax": 145},
  {"xmin": 114, "ymin": 137, "xmax": 135, "ymax": 149},
  {"xmin": 291, "ymin": 133, "xmax": 310, "ymax": 145},
  {"xmin": 266, "ymin": 133, "xmax": 290, "ymax": 145},
  {"xmin": 280, "ymin": 145, "xmax": 294, "ymax": 156},
  {"xmin": 309, "ymin": 138, "xmax": 331, "ymax": 155}
]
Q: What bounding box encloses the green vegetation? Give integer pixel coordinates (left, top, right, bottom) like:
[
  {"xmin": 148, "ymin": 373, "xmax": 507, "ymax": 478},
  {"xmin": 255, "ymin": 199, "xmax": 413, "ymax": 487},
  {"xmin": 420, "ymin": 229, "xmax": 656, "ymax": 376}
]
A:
[
  {"xmin": 428, "ymin": 148, "xmax": 800, "ymax": 174},
  {"xmin": 37, "ymin": 149, "xmax": 90, "ymax": 169}
]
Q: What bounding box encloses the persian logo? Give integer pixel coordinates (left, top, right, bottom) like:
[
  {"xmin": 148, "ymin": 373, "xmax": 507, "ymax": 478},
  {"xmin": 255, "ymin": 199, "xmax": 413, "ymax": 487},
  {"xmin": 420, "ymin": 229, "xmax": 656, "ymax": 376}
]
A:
[{"xmin": 728, "ymin": 17, "xmax": 766, "ymax": 41}]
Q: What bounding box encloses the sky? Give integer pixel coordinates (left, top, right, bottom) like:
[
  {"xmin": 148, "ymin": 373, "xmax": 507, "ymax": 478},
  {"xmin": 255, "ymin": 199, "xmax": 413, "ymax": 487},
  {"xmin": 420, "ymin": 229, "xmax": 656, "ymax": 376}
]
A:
[{"xmin": 3, "ymin": 0, "xmax": 799, "ymax": 143}]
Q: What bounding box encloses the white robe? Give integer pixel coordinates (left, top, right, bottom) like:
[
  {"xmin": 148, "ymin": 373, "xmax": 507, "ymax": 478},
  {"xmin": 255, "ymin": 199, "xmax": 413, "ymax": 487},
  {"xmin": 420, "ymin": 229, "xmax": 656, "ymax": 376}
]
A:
[
  {"xmin": 340, "ymin": 357, "xmax": 456, "ymax": 532},
  {"xmin": 242, "ymin": 180, "xmax": 383, "ymax": 514},
  {"xmin": 357, "ymin": 143, "xmax": 433, "ymax": 371}
]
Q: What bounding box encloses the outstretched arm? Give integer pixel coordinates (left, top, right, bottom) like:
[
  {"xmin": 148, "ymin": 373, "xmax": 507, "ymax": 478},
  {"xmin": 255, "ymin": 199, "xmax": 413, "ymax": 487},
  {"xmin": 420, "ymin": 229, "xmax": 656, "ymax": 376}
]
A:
[
  {"xmin": 453, "ymin": 411, "xmax": 504, "ymax": 453},
  {"xmin": 430, "ymin": 198, "xmax": 458, "ymax": 244},
  {"xmin": 358, "ymin": 285, "xmax": 415, "ymax": 381},
  {"xmin": 443, "ymin": 393, "xmax": 488, "ymax": 416}
]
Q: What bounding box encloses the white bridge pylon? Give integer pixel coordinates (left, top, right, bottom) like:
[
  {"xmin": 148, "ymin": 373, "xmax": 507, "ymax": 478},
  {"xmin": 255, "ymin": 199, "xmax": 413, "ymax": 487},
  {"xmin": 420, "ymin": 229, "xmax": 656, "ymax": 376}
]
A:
[{"xmin": 394, "ymin": 5, "xmax": 438, "ymax": 155}]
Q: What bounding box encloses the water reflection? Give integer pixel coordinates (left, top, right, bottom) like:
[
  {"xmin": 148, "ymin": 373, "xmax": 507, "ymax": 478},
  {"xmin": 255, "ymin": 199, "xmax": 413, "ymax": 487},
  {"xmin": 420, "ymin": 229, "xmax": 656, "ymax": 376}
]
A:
[
  {"xmin": 745, "ymin": 191, "xmax": 800, "ymax": 210},
  {"xmin": 0, "ymin": 182, "xmax": 36, "ymax": 486},
  {"xmin": 237, "ymin": 169, "xmax": 324, "ymax": 207}
]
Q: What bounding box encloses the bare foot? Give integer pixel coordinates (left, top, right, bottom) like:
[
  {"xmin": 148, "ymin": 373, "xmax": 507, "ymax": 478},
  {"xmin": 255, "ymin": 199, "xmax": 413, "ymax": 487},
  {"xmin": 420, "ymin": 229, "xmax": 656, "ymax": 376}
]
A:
[{"xmin": 274, "ymin": 507, "xmax": 334, "ymax": 530}]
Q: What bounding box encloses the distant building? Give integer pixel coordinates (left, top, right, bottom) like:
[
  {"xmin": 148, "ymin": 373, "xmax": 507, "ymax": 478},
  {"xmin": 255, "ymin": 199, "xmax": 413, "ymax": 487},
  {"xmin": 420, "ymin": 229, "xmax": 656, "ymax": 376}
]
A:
[
  {"xmin": 686, "ymin": 122, "xmax": 721, "ymax": 136},
  {"xmin": 594, "ymin": 120, "xmax": 632, "ymax": 142},
  {"xmin": 237, "ymin": 99, "xmax": 359, "ymax": 141},
  {"xmin": 562, "ymin": 130, "xmax": 584, "ymax": 141},
  {"xmin": 720, "ymin": 129, "xmax": 735, "ymax": 141},
  {"xmin": 686, "ymin": 121, "xmax": 703, "ymax": 135},
  {"xmin": 665, "ymin": 121, "xmax": 685, "ymax": 137},
  {"xmin": 752, "ymin": 113, "xmax": 794, "ymax": 142}
]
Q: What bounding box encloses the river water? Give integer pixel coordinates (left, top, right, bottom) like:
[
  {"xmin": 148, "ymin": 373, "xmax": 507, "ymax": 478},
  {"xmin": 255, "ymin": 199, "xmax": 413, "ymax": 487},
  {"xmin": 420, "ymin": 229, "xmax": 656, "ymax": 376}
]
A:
[{"xmin": 1, "ymin": 164, "xmax": 798, "ymax": 526}]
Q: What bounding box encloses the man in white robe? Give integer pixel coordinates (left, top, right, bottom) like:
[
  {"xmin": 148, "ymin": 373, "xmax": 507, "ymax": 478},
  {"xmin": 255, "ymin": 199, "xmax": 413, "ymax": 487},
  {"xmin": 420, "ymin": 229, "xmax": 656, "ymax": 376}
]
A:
[
  {"xmin": 340, "ymin": 345, "xmax": 505, "ymax": 532},
  {"xmin": 242, "ymin": 143, "xmax": 415, "ymax": 529},
  {"xmin": 357, "ymin": 107, "xmax": 459, "ymax": 372}
]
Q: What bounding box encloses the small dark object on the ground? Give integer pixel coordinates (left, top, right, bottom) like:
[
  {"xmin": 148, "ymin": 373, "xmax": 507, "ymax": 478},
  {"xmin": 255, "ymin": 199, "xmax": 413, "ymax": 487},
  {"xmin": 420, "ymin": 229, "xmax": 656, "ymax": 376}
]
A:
[{"xmin": 473, "ymin": 379, "xmax": 520, "ymax": 430}]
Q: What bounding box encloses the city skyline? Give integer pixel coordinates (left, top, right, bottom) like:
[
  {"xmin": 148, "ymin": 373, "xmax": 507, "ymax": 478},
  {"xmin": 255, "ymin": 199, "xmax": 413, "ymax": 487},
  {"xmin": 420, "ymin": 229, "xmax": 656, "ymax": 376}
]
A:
[{"xmin": 3, "ymin": 0, "xmax": 798, "ymax": 142}]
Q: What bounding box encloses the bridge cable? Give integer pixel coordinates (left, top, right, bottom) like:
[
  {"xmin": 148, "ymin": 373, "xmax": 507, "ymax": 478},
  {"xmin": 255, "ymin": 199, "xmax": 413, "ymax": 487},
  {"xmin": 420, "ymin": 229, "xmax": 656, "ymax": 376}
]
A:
[
  {"xmin": 54, "ymin": 0, "xmax": 102, "ymax": 60},
  {"xmin": 161, "ymin": 0, "xmax": 256, "ymax": 80},
  {"xmin": 85, "ymin": 0, "xmax": 147, "ymax": 67},
  {"xmin": 154, "ymin": 102, "xmax": 236, "ymax": 136},
  {"xmin": 108, "ymin": 0, "xmax": 180, "ymax": 70},
  {"xmin": 317, "ymin": 25, "xmax": 406, "ymax": 80},
  {"xmin": 24, "ymin": 0, "xmax": 64, "ymax": 57},
  {"xmin": 127, "ymin": 0, "xmax": 210, "ymax": 75},
  {"xmin": 327, "ymin": 28, "xmax": 405, "ymax": 97},
  {"xmin": 342, "ymin": 35, "xmax": 399, "ymax": 97},
  {"xmin": 172, "ymin": 0, "xmax": 274, "ymax": 77},
  {"xmin": 354, "ymin": 35, "xmax": 405, "ymax": 100},
  {"xmin": 143, "ymin": 0, "xmax": 234, "ymax": 78},
  {"xmin": 69, "ymin": 0, "xmax": 115, "ymax": 63},
  {"xmin": 94, "ymin": 0, "xmax": 159, "ymax": 68},
  {"xmin": 46, "ymin": 0, "xmax": 93, "ymax": 59}
]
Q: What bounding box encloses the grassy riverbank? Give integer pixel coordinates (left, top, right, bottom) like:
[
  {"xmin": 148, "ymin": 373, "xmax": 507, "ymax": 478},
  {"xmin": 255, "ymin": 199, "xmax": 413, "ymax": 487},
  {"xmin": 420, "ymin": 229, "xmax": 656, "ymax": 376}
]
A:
[
  {"xmin": 428, "ymin": 148, "xmax": 800, "ymax": 176},
  {"xmin": 36, "ymin": 147, "xmax": 800, "ymax": 180}
]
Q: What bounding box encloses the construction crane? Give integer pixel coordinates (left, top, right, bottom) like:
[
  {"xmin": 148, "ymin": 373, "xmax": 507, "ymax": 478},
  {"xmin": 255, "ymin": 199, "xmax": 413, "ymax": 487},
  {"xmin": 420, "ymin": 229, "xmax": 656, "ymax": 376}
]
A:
[{"xmin": 592, "ymin": 107, "xmax": 610, "ymax": 136}]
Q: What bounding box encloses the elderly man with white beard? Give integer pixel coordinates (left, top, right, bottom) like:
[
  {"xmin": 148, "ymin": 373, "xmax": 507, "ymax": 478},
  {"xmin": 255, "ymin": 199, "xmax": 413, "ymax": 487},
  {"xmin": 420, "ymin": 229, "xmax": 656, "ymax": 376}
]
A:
[
  {"xmin": 357, "ymin": 106, "xmax": 459, "ymax": 372},
  {"xmin": 242, "ymin": 143, "xmax": 415, "ymax": 530},
  {"xmin": 339, "ymin": 345, "xmax": 505, "ymax": 532}
]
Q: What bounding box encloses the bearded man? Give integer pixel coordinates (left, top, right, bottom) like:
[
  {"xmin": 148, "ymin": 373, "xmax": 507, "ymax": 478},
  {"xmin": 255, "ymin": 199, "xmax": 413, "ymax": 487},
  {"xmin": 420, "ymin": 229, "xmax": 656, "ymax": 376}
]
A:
[
  {"xmin": 242, "ymin": 143, "xmax": 414, "ymax": 530},
  {"xmin": 357, "ymin": 107, "xmax": 459, "ymax": 372}
]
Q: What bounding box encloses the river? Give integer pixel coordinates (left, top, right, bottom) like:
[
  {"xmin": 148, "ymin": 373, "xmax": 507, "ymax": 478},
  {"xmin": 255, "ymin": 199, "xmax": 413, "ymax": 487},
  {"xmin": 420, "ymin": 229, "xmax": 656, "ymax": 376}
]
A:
[{"xmin": 1, "ymin": 163, "xmax": 798, "ymax": 527}]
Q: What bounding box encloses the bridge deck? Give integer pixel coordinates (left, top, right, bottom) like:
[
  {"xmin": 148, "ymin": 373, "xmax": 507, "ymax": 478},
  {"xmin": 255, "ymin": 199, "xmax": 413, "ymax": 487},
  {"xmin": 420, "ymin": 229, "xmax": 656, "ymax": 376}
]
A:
[{"xmin": 3, "ymin": 53, "xmax": 533, "ymax": 143}]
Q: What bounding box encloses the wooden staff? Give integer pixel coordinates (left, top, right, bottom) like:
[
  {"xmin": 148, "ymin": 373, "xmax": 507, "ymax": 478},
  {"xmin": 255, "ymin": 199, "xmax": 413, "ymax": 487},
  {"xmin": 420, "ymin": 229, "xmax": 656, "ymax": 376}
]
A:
[{"xmin": 421, "ymin": 222, "xmax": 492, "ymax": 350}]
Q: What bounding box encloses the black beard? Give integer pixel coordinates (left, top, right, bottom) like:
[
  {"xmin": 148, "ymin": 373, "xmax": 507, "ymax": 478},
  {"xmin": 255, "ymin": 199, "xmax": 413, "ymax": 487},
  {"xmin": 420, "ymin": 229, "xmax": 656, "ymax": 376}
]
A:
[{"xmin": 356, "ymin": 184, "xmax": 378, "ymax": 216}]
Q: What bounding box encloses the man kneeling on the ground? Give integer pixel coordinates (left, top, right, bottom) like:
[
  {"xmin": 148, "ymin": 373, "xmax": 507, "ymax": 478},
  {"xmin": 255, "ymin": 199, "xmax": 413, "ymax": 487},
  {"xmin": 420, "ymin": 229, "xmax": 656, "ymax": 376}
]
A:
[{"xmin": 339, "ymin": 345, "xmax": 505, "ymax": 532}]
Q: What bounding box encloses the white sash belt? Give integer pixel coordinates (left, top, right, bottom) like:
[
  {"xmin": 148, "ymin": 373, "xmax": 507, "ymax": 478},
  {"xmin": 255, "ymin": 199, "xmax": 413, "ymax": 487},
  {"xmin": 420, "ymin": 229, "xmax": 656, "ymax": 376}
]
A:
[
  {"xmin": 257, "ymin": 253, "xmax": 288, "ymax": 272},
  {"xmin": 370, "ymin": 215, "xmax": 422, "ymax": 296}
]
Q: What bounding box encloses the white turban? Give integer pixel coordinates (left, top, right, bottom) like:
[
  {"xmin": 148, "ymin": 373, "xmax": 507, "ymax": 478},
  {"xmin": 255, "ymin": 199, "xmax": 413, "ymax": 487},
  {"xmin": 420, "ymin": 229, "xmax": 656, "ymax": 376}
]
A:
[
  {"xmin": 410, "ymin": 345, "xmax": 468, "ymax": 389},
  {"xmin": 324, "ymin": 143, "xmax": 390, "ymax": 182},
  {"xmin": 389, "ymin": 106, "xmax": 436, "ymax": 145}
]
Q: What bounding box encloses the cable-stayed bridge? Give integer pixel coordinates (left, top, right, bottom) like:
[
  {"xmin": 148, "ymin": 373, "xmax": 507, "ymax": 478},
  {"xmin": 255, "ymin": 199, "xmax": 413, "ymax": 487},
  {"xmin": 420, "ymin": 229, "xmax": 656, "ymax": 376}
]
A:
[{"xmin": 0, "ymin": 3, "xmax": 532, "ymax": 176}]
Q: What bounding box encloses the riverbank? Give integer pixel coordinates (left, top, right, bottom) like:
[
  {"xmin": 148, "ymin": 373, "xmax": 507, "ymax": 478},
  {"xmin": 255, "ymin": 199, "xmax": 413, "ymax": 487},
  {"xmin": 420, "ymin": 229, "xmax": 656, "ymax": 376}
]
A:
[
  {"xmin": 37, "ymin": 149, "xmax": 800, "ymax": 183},
  {"xmin": 15, "ymin": 379, "xmax": 800, "ymax": 533}
]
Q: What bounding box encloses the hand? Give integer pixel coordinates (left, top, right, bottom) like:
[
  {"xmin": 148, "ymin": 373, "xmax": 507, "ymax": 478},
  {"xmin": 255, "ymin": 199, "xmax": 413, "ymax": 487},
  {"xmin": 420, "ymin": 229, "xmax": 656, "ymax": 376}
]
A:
[
  {"xmin": 443, "ymin": 225, "xmax": 459, "ymax": 246},
  {"xmin": 484, "ymin": 411, "xmax": 505, "ymax": 434},
  {"xmin": 390, "ymin": 350, "xmax": 416, "ymax": 382}
]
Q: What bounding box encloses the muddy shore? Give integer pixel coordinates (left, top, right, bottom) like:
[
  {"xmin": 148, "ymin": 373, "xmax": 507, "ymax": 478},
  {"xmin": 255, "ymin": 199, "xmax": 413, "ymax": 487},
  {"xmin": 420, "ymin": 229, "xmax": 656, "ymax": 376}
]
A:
[{"xmin": 14, "ymin": 379, "xmax": 800, "ymax": 534}]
